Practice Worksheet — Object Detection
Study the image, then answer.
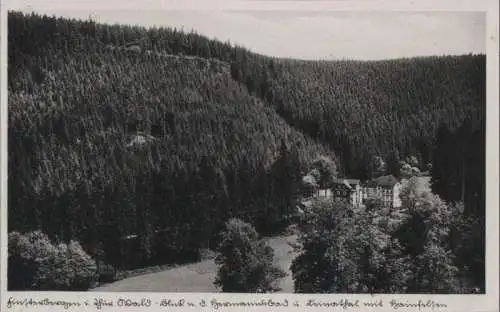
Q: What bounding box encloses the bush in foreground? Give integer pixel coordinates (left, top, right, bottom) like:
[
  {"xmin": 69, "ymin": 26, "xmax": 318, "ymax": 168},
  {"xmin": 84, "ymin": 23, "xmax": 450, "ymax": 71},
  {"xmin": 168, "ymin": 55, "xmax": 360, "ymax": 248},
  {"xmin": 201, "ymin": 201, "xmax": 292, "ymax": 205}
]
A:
[
  {"xmin": 291, "ymin": 199, "xmax": 409, "ymax": 293},
  {"xmin": 214, "ymin": 218, "xmax": 286, "ymax": 293},
  {"xmin": 8, "ymin": 231, "xmax": 98, "ymax": 290},
  {"xmin": 395, "ymin": 177, "xmax": 460, "ymax": 293}
]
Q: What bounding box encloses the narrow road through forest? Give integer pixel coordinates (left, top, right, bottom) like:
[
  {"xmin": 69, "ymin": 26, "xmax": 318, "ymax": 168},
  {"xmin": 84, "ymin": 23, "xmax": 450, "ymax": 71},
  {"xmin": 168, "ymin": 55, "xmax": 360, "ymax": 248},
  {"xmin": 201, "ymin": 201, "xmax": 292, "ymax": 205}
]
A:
[{"xmin": 91, "ymin": 235, "xmax": 298, "ymax": 293}]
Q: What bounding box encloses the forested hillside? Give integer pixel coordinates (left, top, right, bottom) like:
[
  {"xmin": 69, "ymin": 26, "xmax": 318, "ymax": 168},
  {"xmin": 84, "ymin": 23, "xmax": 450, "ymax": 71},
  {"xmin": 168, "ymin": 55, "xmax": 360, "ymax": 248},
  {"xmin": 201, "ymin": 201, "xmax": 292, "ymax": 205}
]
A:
[
  {"xmin": 8, "ymin": 11, "xmax": 486, "ymax": 273},
  {"xmin": 8, "ymin": 12, "xmax": 332, "ymax": 269},
  {"xmin": 263, "ymin": 56, "xmax": 485, "ymax": 178}
]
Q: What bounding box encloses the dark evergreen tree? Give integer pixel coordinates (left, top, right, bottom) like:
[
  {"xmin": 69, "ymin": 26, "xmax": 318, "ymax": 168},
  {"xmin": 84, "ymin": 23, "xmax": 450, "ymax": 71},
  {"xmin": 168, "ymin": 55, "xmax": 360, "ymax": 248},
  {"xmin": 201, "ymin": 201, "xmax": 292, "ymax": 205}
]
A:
[{"xmin": 431, "ymin": 122, "xmax": 454, "ymax": 201}]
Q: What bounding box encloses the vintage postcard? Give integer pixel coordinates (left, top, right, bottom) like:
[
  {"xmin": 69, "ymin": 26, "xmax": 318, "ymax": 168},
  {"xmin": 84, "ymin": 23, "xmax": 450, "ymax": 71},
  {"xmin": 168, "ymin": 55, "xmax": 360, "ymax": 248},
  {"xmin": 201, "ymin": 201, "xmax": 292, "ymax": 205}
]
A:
[{"xmin": 1, "ymin": 0, "xmax": 498, "ymax": 311}]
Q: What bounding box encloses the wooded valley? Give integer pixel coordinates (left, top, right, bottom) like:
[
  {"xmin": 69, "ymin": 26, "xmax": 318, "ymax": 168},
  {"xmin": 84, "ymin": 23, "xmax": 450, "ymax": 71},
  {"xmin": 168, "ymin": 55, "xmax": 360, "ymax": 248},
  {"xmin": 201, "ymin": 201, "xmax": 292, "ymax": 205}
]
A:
[{"xmin": 7, "ymin": 12, "xmax": 486, "ymax": 293}]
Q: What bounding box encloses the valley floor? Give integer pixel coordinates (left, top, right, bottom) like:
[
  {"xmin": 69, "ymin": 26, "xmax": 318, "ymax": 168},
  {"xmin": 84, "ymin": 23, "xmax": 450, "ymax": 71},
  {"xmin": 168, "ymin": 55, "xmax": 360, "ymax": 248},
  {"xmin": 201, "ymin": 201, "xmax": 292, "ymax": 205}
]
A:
[
  {"xmin": 90, "ymin": 235, "xmax": 299, "ymax": 293},
  {"xmin": 90, "ymin": 177, "xmax": 430, "ymax": 293}
]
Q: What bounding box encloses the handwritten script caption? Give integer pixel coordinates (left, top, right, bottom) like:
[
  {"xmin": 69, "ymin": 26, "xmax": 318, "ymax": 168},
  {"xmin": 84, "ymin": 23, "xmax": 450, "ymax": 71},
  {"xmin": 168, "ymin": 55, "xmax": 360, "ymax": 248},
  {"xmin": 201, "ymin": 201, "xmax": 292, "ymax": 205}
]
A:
[{"xmin": 6, "ymin": 296, "xmax": 448, "ymax": 311}]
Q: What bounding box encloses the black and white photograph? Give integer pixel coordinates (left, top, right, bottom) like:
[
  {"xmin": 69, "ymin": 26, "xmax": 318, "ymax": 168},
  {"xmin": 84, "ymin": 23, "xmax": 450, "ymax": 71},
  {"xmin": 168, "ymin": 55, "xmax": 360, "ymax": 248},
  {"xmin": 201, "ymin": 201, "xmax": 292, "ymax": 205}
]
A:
[{"xmin": 4, "ymin": 1, "xmax": 494, "ymax": 298}]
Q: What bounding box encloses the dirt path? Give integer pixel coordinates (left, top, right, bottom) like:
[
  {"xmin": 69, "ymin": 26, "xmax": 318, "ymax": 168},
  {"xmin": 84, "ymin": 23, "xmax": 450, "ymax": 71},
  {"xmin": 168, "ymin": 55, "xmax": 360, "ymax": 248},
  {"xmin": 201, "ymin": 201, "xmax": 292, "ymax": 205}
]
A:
[{"xmin": 91, "ymin": 235, "xmax": 298, "ymax": 293}]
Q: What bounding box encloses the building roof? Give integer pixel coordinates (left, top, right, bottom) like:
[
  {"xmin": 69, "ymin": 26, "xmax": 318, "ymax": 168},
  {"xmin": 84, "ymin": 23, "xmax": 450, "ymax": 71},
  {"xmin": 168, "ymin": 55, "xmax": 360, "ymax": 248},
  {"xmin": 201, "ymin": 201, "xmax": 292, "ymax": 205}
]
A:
[
  {"xmin": 345, "ymin": 179, "xmax": 360, "ymax": 185},
  {"xmin": 342, "ymin": 180, "xmax": 352, "ymax": 189},
  {"xmin": 365, "ymin": 175, "xmax": 399, "ymax": 188},
  {"xmin": 330, "ymin": 178, "xmax": 360, "ymax": 187},
  {"xmin": 329, "ymin": 179, "xmax": 364, "ymax": 193}
]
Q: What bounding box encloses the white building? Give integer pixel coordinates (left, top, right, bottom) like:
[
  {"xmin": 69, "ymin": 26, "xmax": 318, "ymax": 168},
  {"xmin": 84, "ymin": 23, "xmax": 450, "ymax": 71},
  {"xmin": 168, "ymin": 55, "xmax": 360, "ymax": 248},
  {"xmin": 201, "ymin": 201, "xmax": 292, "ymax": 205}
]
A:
[{"xmin": 362, "ymin": 175, "xmax": 402, "ymax": 208}]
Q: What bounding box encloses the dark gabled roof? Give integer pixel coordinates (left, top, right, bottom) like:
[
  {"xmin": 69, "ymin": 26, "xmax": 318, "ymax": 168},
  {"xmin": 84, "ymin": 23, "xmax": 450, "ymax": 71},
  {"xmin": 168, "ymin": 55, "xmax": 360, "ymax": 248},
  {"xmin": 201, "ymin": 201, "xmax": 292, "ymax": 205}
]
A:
[
  {"xmin": 334, "ymin": 182, "xmax": 352, "ymax": 190},
  {"xmin": 344, "ymin": 179, "xmax": 360, "ymax": 185},
  {"xmin": 329, "ymin": 178, "xmax": 362, "ymax": 192},
  {"xmin": 331, "ymin": 178, "xmax": 360, "ymax": 186},
  {"xmin": 365, "ymin": 175, "xmax": 399, "ymax": 188}
]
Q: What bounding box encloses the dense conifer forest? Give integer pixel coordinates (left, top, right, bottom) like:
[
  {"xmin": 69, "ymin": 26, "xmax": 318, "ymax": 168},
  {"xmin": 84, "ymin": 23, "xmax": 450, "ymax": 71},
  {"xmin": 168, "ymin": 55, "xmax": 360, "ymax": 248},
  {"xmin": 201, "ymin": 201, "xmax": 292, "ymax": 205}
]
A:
[{"xmin": 8, "ymin": 11, "xmax": 486, "ymax": 290}]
